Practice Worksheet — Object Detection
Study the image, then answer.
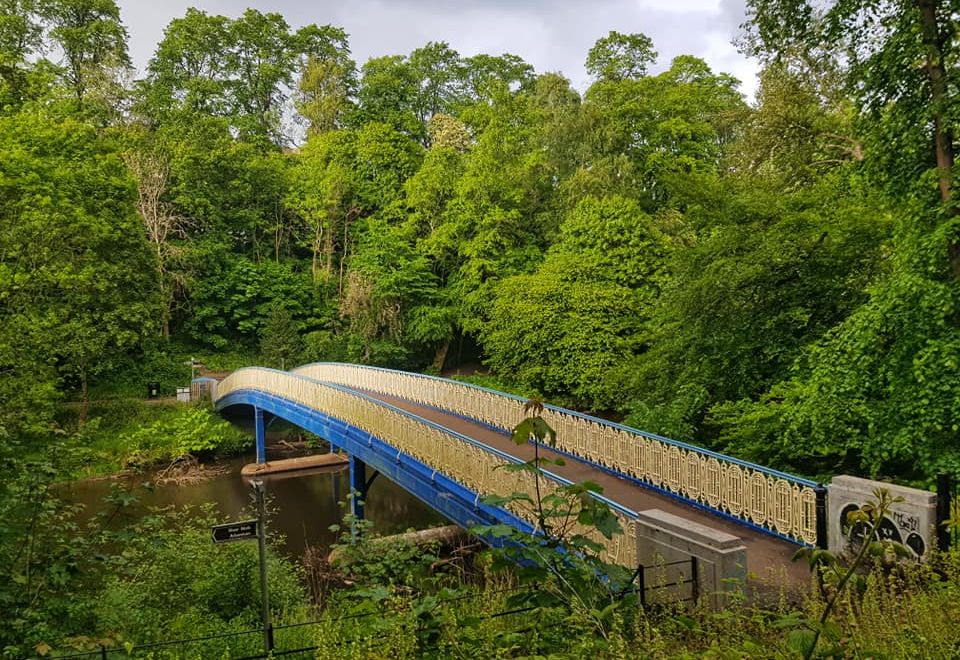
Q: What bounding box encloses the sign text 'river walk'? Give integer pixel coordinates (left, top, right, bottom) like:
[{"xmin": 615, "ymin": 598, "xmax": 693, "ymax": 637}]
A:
[{"xmin": 211, "ymin": 520, "xmax": 259, "ymax": 543}]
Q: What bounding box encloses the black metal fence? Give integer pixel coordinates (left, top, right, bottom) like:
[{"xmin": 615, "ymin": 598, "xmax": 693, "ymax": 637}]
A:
[
  {"xmin": 624, "ymin": 557, "xmax": 700, "ymax": 608},
  {"xmin": 937, "ymin": 473, "xmax": 958, "ymax": 551},
  {"xmin": 36, "ymin": 558, "xmax": 701, "ymax": 659},
  {"xmin": 26, "ymin": 585, "xmax": 559, "ymax": 659}
]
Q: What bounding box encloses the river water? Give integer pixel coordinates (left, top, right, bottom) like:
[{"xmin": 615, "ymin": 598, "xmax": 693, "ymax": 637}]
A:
[{"xmin": 62, "ymin": 452, "xmax": 445, "ymax": 560}]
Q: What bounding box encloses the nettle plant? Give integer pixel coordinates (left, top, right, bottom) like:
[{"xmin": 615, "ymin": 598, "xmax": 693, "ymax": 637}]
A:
[
  {"xmin": 472, "ymin": 399, "xmax": 636, "ymax": 638},
  {"xmin": 786, "ymin": 488, "xmax": 909, "ymax": 660}
]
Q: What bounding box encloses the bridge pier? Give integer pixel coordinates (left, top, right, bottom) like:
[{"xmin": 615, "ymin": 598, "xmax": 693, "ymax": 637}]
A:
[
  {"xmin": 349, "ymin": 455, "xmax": 366, "ymax": 522},
  {"xmin": 254, "ymin": 406, "xmax": 265, "ymax": 464},
  {"xmin": 348, "ymin": 455, "xmax": 381, "ymax": 542}
]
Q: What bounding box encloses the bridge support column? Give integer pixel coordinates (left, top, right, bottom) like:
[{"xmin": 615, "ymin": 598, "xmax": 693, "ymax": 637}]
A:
[
  {"xmin": 254, "ymin": 406, "xmax": 265, "ymax": 464},
  {"xmin": 349, "ymin": 455, "xmax": 366, "ymax": 522}
]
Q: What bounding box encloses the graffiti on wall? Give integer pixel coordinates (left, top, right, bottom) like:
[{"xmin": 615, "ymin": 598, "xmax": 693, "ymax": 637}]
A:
[{"xmin": 840, "ymin": 503, "xmax": 927, "ymax": 557}]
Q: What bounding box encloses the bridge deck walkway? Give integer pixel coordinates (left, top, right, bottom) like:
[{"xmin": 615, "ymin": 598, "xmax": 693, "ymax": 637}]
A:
[{"xmin": 352, "ymin": 388, "xmax": 809, "ymax": 588}]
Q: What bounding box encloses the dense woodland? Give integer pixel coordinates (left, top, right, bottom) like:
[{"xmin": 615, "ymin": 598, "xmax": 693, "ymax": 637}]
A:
[{"xmin": 2, "ymin": 0, "xmax": 960, "ymax": 655}]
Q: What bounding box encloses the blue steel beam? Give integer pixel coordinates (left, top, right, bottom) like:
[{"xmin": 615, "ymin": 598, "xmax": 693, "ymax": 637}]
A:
[
  {"xmin": 349, "ymin": 455, "xmax": 366, "ymax": 523},
  {"xmin": 217, "ymin": 390, "xmax": 538, "ymax": 543},
  {"xmin": 254, "ymin": 406, "xmax": 265, "ymax": 464}
]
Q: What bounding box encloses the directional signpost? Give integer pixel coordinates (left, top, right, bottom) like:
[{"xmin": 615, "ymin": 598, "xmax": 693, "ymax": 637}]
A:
[
  {"xmin": 211, "ymin": 520, "xmax": 258, "ymax": 543},
  {"xmin": 211, "ymin": 481, "xmax": 272, "ymax": 653}
]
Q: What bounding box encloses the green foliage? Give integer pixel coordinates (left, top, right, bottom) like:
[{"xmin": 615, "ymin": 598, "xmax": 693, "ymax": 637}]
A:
[
  {"xmin": 624, "ymin": 175, "xmax": 889, "ymax": 444},
  {"xmin": 117, "ymin": 404, "xmax": 249, "ymax": 464},
  {"xmin": 260, "ymin": 302, "xmax": 304, "ymax": 369},
  {"xmin": 0, "ymin": 109, "xmax": 157, "ymax": 425},
  {"xmin": 585, "ymin": 30, "xmax": 657, "ymax": 82},
  {"xmin": 6, "ymin": 4, "xmax": 960, "ymax": 655},
  {"xmin": 328, "ymin": 507, "xmax": 440, "ymax": 592},
  {"xmin": 473, "ymin": 403, "xmax": 635, "ymax": 641},
  {"xmin": 483, "ymin": 195, "xmax": 668, "ymax": 410},
  {"xmin": 713, "ymin": 212, "xmax": 960, "ymax": 478},
  {"xmin": 185, "ymin": 252, "xmax": 317, "ymax": 349},
  {"xmin": 584, "ymin": 55, "xmax": 744, "ymax": 208},
  {"xmin": 94, "ymin": 506, "xmax": 309, "ymax": 651},
  {"xmin": 788, "ymin": 488, "xmax": 905, "ymax": 660},
  {"xmin": 0, "ymin": 438, "xmax": 97, "ymax": 656}
]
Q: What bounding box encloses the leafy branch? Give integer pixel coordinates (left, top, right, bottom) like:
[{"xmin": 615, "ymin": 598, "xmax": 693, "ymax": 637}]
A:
[{"xmin": 788, "ymin": 487, "xmax": 905, "ymax": 659}]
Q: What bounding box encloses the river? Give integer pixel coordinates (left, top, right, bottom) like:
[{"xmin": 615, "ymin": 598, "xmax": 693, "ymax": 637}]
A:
[{"xmin": 62, "ymin": 451, "xmax": 445, "ymax": 560}]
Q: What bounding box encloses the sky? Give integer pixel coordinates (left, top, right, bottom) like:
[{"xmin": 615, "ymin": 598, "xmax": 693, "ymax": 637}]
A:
[{"xmin": 116, "ymin": 0, "xmax": 759, "ymax": 98}]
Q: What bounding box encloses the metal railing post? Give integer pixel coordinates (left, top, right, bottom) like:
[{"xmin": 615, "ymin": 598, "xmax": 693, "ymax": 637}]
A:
[
  {"xmin": 100, "ymin": 645, "xmax": 108, "ymax": 660},
  {"xmin": 690, "ymin": 556, "xmax": 699, "ymax": 603},
  {"xmin": 815, "ymin": 484, "xmax": 829, "ymax": 549},
  {"xmin": 638, "ymin": 565, "xmax": 646, "ymax": 608},
  {"xmin": 265, "ymin": 622, "xmax": 274, "ymax": 654},
  {"xmin": 936, "ymin": 473, "xmax": 953, "ymax": 552},
  {"xmin": 252, "ymin": 481, "xmax": 272, "ymax": 654},
  {"xmin": 254, "ymin": 406, "xmax": 266, "ymax": 464}
]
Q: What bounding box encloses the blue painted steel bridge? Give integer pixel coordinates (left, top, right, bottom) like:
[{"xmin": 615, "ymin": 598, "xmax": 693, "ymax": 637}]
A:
[{"xmin": 213, "ymin": 363, "xmax": 823, "ymax": 577}]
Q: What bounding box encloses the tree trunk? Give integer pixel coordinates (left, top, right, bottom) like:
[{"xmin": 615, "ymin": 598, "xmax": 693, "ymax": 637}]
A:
[
  {"xmin": 432, "ymin": 341, "xmax": 450, "ymax": 372},
  {"xmin": 312, "ymin": 223, "xmax": 324, "ymax": 284},
  {"xmin": 917, "ymin": 0, "xmax": 960, "ymax": 273}
]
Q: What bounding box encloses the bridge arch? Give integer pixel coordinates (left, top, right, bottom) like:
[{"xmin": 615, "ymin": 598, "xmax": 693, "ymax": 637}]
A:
[{"xmin": 215, "ymin": 368, "xmax": 641, "ymax": 567}]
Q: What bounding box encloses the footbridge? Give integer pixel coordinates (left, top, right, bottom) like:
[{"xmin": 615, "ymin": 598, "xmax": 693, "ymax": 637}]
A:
[{"xmin": 213, "ymin": 364, "xmax": 823, "ymax": 582}]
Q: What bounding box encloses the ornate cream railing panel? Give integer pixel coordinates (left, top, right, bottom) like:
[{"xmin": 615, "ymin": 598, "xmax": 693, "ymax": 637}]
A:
[
  {"xmin": 217, "ymin": 368, "xmax": 640, "ymax": 567},
  {"xmin": 293, "ymin": 363, "xmax": 819, "ymax": 545}
]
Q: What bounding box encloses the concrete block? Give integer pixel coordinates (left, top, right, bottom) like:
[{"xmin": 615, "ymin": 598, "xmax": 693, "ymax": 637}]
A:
[
  {"xmin": 635, "ymin": 509, "xmax": 747, "ymax": 609},
  {"xmin": 827, "ymin": 475, "xmax": 937, "ymax": 559}
]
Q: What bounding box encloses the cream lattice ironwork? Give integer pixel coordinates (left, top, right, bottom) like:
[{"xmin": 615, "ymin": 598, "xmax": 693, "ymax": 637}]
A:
[
  {"xmin": 217, "ymin": 368, "xmax": 640, "ymax": 567},
  {"xmin": 293, "ymin": 363, "xmax": 819, "ymax": 545}
]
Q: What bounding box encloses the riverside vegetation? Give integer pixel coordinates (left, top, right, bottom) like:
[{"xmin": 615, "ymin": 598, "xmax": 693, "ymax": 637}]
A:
[{"xmin": 2, "ymin": 0, "xmax": 960, "ymax": 656}]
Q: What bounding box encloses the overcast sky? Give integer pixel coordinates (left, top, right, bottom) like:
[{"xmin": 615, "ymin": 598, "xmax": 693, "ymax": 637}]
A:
[{"xmin": 116, "ymin": 0, "xmax": 759, "ymax": 98}]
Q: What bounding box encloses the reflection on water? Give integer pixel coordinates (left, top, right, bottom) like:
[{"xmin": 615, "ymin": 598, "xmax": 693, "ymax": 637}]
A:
[{"xmin": 62, "ymin": 454, "xmax": 445, "ymax": 559}]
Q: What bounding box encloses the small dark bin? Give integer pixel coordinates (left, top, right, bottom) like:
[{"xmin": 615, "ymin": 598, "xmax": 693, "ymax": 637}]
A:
[{"xmin": 147, "ymin": 381, "xmax": 160, "ymax": 399}]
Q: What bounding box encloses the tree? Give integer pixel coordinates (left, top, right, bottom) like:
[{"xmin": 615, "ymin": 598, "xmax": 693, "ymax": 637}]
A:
[
  {"xmin": 0, "ymin": 0, "xmax": 46, "ymax": 107},
  {"xmin": 138, "ymin": 8, "xmax": 231, "ymax": 121},
  {"xmin": 225, "ymin": 9, "xmax": 299, "ymax": 142},
  {"xmin": 355, "ymin": 43, "xmax": 476, "ymax": 145},
  {"xmin": 122, "ymin": 137, "xmax": 191, "ymax": 337},
  {"xmin": 742, "ymin": 0, "xmax": 960, "ymax": 271},
  {"xmin": 45, "ymin": 0, "xmax": 130, "ymax": 115},
  {"xmin": 483, "ymin": 196, "xmax": 668, "ymax": 409},
  {"xmin": 141, "ymin": 8, "xmax": 345, "ymax": 144},
  {"xmin": 287, "ymin": 121, "xmax": 421, "ymax": 290},
  {"xmin": 719, "ymin": 0, "xmax": 960, "ymax": 482},
  {"xmin": 408, "ymin": 41, "xmax": 465, "ymax": 137},
  {"xmin": 585, "ymin": 30, "xmax": 656, "ymax": 82},
  {"xmin": 296, "ymin": 40, "xmax": 356, "ymax": 136},
  {"xmin": 0, "ymin": 112, "xmax": 156, "ymax": 421},
  {"xmin": 185, "ymin": 253, "xmax": 315, "ymax": 348},
  {"xmin": 463, "ymin": 52, "xmax": 534, "ymax": 99},
  {"xmin": 584, "ymin": 55, "xmax": 744, "ymax": 209},
  {"xmin": 160, "ymin": 115, "xmax": 290, "ymax": 259},
  {"xmin": 260, "ymin": 303, "xmax": 304, "ymax": 369},
  {"xmin": 728, "ymin": 62, "xmax": 861, "ymax": 188},
  {"xmin": 415, "ymin": 88, "xmax": 555, "ymax": 337},
  {"xmin": 355, "ymin": 55, "xmax": 424, "ymax": 141},
  {"xmin": 624, "ymin": 175, "xmax": 889, "ymax": 444},
  {"xmin": 339, "ymin": 218, "xmax": 445, "ymax": 364},
  {"xmin": 294, "ymin": 26, "xmax": 356, "ymax": 137},
  {"xmin": 287, "ymin": 129, "xmax": 356, "ymax": 283}
]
